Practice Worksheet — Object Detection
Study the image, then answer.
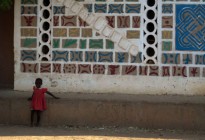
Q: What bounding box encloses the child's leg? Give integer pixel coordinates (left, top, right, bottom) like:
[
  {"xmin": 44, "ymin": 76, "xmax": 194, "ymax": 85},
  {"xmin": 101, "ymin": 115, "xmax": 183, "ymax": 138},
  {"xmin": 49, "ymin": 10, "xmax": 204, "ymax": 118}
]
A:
[
  {"xmin": 30, "ymin": 110, "xmax": 35, "ymax": 126},
  {"xmin": 36, "ymin": 110, "xmax": 42, "ymax": 126}
]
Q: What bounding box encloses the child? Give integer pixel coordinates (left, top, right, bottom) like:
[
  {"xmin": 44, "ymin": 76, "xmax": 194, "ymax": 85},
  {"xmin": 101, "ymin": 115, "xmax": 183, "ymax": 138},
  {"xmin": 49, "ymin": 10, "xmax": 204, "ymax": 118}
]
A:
[{"xmin": 28, "ymin": 78, "xmax": 59, "ymax": 127}]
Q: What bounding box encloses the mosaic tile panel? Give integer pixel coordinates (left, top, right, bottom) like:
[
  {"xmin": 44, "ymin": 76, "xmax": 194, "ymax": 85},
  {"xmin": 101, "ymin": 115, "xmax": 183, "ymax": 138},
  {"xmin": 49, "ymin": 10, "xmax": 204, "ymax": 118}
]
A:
[
  {"xmin": 18, "ymin": 0, "xmax": 205, "ymax": 78},
  {"xmin": 176, "ymin": 5, "xmax": 205, "ymax": 51}
]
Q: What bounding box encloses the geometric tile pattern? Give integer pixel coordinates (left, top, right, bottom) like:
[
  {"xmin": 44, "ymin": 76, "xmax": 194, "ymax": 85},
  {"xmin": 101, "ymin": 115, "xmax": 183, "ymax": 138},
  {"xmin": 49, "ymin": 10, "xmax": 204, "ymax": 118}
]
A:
[{"xmin": 19, "ymin": 0, "xmax": 205, "ymax": 78}]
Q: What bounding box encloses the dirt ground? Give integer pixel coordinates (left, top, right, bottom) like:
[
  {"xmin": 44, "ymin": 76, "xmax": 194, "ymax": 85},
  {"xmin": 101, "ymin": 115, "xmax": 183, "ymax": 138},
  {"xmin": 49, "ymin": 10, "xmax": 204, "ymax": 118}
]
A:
[{"xmin": 0, "ymin": 124, "xmax": 205, "ymax": 140}]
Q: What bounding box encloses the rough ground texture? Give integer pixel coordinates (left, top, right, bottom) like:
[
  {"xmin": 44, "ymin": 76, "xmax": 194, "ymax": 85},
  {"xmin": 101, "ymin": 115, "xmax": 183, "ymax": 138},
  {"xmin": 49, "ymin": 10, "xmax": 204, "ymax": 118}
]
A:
[{"xmin": 0, "ymin": 124, "xmax": 205, "ymax": 140}]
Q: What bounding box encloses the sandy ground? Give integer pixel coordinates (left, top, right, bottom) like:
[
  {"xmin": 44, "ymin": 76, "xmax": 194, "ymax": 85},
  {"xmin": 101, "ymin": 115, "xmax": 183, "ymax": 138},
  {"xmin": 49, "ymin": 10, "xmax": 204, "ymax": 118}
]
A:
[{"xmin": 0, "ymin": 124, "xmax": 205, "ymax": 140}]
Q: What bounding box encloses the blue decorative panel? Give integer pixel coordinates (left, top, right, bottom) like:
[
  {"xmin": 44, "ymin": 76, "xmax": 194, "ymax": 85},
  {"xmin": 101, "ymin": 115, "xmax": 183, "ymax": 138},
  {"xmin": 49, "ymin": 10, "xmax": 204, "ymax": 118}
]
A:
[
  {"xmin": 162, "ymin": 4, "xmax": 173, "ymax": 13},
  {"xmin": 115, "ymin": 52, "xmax": 128, "ymax": 63},
  {"xmin": 109, "ymin": 4, "xmax": 124, "ymax": 14},
  {"xmin": 52, "ymin": 51, "xmax": 69, "ymax": 62},
  {"xmin": 70, "ymin": 51, "xmax": 83, "ymax": 62},
  {"xmin": 98, "ymin": 52, "xmax": 113, "ymax": 62},
  {"xmin": 176, "ymin": 5, "xmax": 205, "ymax": 51},
  {"xmin": 95, "ymin": 4, "xmax": 107, "ymax": 13},
  {"xmin": 125, "ymin": 4, "xmax": 141, "ymax": 13},
  {"xmin": 21, "ymin": 50, "xmax": 36, "ymax": 61},
  {"xmin": 85, "ymin": 51, "xmax": 97, "ymax": 62},
  {"xmin": 53, "ymin": 6, "xmax": 65, "ymax": 15}
]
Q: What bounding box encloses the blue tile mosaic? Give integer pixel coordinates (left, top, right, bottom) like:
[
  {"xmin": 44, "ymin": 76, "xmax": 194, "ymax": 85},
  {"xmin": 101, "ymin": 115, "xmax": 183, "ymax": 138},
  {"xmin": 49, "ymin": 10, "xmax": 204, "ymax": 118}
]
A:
[
  {"xmin": 108, "ymin": 4, "xmax": 124, "ymax": 14},
  {"xmin": 52, "ymin": 51, "xmax": 69, "ymax": 62},
  {"xmin": 176, "ymin": 5, "xmax": 205, "ymax": 51}
]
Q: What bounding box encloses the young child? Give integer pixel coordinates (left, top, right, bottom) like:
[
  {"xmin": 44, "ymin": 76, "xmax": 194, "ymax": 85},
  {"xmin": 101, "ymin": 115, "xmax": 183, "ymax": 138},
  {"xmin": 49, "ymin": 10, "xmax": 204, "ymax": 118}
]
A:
[{"xmin": 28, "ymin": 78, "xmax": 59, "ymax": 127}]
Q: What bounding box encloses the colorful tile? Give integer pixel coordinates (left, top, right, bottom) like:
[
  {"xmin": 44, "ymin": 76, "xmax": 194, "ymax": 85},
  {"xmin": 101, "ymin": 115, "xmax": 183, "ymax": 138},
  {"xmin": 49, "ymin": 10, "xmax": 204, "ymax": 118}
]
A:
[
  {"xmin": 98, "ymin": 52, "xmax": 113, "ymax": 62},
  {"xmin": 52, "ymin": 51, "xmax": 69, "ymax": 62},
  {"xmin": 162, "ymin": 4, "xmax": 173, "ymax": 13},
  {"xmin": 115, "ymin": 52, "xmax": 128, "ymax": 63},
  {"xmin": 89, "ymin": 39, "xmax": 103, "ymax": 49},
  {"xmin": 21, "ymin": 38, "xmax": 36, "ymax": 48},
  {"xmin": 125, "ymin": 4, "xmax": 141, "ymax": 13},
  {"xmin": 132, "ymin": 16, "xmax": 140, "ymax": 28},
  {"xmin": 139, "ymin": 66, "xmax": 148, "ymax": 76},
  {"xmin": 21, "ymin": 63, "xmax": 38, "ymax": 73},
  {"xmin": 176, "ymin": 5, "xmax": 205, "ymax": 51},
  {"xmin": 108, "ymin": 65, "xmax": 120, "ymax": 75},
  {"xmin": 82, "ymin": 28, "xmax": 93, "ymax": 37},
  {"xmin": 162, "ymin": 16, "xmax": 173, "ymax": 28},
  {"xmin": 69, "ymin": 28, "xmax": 80, "ymax": 37},
  {"xmin": 53, "ymin": 6, "xmax": 65, "ymax": 15},
  {"xmin": 117, "ymin": 16, "xmax": 130, "ymax": 28},
  {"xmin": 183, "ymin": 54, "xmax": 193, "ymax": 64},
  {"xmin": 21, "ymin": 50, "xmax": 36, "ymax": 61},
  {"xmin": 78, "ymin": 64, "xmax": 92, "ymax": 74},
  {"xmin": 189, "ymin": 67, "xmax": 200, "ymax": 77},
  {"xmin": 70, "ymin": 51, "xmax": 83, "ymax": 62},
  {"xmin": 106, "ymin": 39, "xmax": 114, "ymax": 49},
  {"xmin": 195, "ymin": 54, "xmax": 205, "ymax": 65},
  {"xmin": 53, "ymin": 28, "xmax": 67, "ymax": 37},
  {"xmin": 127, "ymin": 30, "xmax": 140, "ymax": 39},
  {"xmin": 172, "ymin": 66, "xmax": 187, "ymax": 77},
  {"xmin": 162, "ymin": 31, "xmax": 172, "ymax": 39},
  {"xmin": 106, "ymin": 16, "xmax": 115, "ymax": 28},
  {"xmin": 21, "ymin": 6, "xmax": 37, "ymax": 15},
  {"xmin": 122, "ymin": 65, "xmax": 137, "ymax": 75},
  {"xmin": 108, "ymin": 4, "xmax": 124, "ymax": 13},
  {"xmin": 40, "ymin": 63, "xmax": 51, "ymax": 73},
  {"xmin": 53, "ymin": 16, "xmax": 59, "ymax": 26},
  {"xmin": 85, "ymin": 51, "xmax": 97, "ymax": 62},
  {"xmin": 93, "ymin": 65, "xmax": 106, "ymax": 74},
  {"xmin": 162, "ymin": 66, "xmax": 171, "ymax": 77},
  {"xmin": 79, "ymin": 39, "xmax": 87, "ymax": 49},
  {"xmin": 162, "ymin": 53, "xmax": 180, "ymax": 64},
  {"xmin": 21, "ymin": 16, "xmax": 37, "ymax": 26},
  {"xmin": 95, "ymin": 4, "xmax": 107, "ymax": 13},
  {"xmin": 131, "ymin": 52, "xmax": 142, "ymax": 63},
  {"xmin": 162, "ymin": 41, "xmax": 172, "ymax": 51},
  {"xmin": 21, "ymin": 28, "xmax": 37, "ymax": 37},
  {"xmin": 149, "ymin": 66, "xmax": 159, "ymax": 76},
  {"xmin": 62, "ymin": 39, "xmax": 77, "ymax": 48},
  {"xmin": 53, "ymin": 63, "xmax": 61, "ymax": 73},
  {"xmin": 61, "ymin": 16, "xmax": 77, "ymax": 26},
  {"xmin": 63, "ymin": 64, "xmax": 76, "ymax": 73},
  {"xmin": 53, "ymin": 39, "xmax": 60, "ymax": 48}
]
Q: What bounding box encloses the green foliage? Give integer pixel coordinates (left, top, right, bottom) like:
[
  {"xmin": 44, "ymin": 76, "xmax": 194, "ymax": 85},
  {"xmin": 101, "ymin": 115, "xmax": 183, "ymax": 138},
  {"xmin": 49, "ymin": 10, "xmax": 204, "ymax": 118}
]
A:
[{"xmin": 0, "ymin": 0, "xmax": 12, "ymax": 10}]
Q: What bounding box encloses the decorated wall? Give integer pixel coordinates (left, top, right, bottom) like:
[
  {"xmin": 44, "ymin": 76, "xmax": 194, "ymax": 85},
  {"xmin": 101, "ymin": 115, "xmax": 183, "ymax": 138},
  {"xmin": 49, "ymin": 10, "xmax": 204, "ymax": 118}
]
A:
[{"xmin": 14, "ymin": 0, "xmax": 205, "ymax": 95}]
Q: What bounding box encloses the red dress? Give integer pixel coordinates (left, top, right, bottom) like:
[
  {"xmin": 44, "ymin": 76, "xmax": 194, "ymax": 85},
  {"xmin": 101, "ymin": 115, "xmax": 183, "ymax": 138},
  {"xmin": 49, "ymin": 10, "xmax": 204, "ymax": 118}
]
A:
[{"xmin": 31, "ymin": 87, "xmax": 47, "ymax": 111}]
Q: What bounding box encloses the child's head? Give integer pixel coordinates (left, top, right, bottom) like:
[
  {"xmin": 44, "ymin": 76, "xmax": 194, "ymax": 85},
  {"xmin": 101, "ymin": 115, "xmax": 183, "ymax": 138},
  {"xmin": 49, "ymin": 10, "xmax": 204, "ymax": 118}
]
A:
[{"xmin": 35, "ymin": 78, "xmax": 42, "ymax": 88}]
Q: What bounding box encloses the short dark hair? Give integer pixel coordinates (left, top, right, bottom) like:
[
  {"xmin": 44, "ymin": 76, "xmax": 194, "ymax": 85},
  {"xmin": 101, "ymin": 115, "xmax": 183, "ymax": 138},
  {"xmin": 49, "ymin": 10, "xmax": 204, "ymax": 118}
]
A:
[{"xmin": 35, "ymin": 78, "xmax": 42, "ymax": 83}]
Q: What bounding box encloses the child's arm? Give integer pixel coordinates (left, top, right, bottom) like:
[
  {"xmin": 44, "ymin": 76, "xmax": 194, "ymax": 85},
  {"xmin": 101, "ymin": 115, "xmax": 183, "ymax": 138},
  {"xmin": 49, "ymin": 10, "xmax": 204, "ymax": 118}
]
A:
[
  {"xmin": 46, "ymin": 91, "xmax": 60, "ymax": 99},
  {"xmin": 27, "ymin": 93, "xmax": 34, "ymax": 101}
]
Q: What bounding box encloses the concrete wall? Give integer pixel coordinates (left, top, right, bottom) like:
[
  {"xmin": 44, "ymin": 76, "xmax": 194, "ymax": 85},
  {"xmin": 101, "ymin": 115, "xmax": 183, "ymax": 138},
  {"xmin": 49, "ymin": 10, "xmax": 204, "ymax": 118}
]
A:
[
  {"xmin": 14, "ymin": 0, "xmax": 205, "ymax": 95},
  {"xmin": 0, "ymin": 4, "xmax": 14, "ymax": 88},
  {"xmin": 1, "ymin": 91, "xmax": 205, "ymax": 130}
]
